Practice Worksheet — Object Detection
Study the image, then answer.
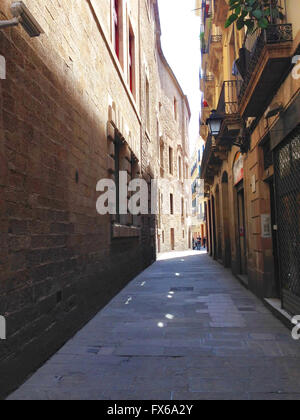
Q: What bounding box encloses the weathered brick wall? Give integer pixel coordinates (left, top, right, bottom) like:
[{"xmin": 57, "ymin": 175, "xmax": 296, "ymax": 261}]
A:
[{"xmin": 0, "ymin": 0, "xmax": 178, "ymax": 397}]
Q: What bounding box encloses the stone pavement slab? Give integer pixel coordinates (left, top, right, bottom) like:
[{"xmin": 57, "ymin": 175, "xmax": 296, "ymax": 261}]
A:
[{"xmin": 8, "ymin": 251, "xmax": 300, "ymax": 400}]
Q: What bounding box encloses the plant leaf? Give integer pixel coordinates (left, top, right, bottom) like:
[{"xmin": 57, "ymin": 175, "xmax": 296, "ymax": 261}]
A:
[
  {"xmin": 252, "ymin": 9, "xmax": 262, "ymax": 19},
  {"xmin": 225, "ymin": 13, "xmax": 239, "ymax": 28},
  {"xmin": 237, "ymin": 17, "xmax": 245, "ymax": 30},
  {"xmin": 245, "ymin": 19, "xmax": 255, "ymax": 33},
  {"xmin": 258, "ymin": 17, "xmax": 269, "ymax": 29}
]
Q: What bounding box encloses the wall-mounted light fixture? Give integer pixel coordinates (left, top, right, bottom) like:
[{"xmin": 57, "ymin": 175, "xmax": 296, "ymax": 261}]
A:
[
  {"xmin": 206, "ymin": 109, "xmax": 250, "ymax": 154},
  {"xmin": 0, "ymin": 2, "xmax": 44, "ymax": 37},
  {"xmin": 206, "ymin": 109, "xmax": 224, "ymax": 138}
]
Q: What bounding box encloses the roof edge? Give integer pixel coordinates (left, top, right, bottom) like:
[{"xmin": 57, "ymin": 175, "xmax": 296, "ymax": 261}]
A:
[{"xmin": 153, "ymin": 1, "xmax": 191, "ymax": 119}]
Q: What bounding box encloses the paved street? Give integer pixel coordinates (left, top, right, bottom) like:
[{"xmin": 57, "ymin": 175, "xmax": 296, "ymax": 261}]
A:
[{"xmin": 8, "ymin": 251, "xmax": 300, "ymax": 400}]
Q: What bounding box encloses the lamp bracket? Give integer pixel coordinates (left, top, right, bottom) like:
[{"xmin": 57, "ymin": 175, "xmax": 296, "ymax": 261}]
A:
[{"xmin": 0, "ymin": 17, "xmax": 20, "ymax": 30}]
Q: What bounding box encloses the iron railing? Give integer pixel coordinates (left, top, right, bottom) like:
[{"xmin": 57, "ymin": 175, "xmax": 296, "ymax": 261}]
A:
[
  {"xmin": 201, "ymin": 73, "xmax": 214, "ymax": 82},
  {"xmin": 238, "ymin": 23, "xmax": 293, "ymax": 103},
  {"xmin": 210, "ymin": 35, "xmax": 222, "ymax": 44},
  {"xmin": 217, "ymin": 80, "xmax": 242, "ymax": 115},
  {"xmin": 201, "ymin": 133, "xmax": 213, "ymax": 178}
]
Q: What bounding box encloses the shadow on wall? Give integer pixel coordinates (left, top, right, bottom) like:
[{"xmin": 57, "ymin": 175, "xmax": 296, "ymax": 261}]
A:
[{"xmin": 0, "ymin": 26, "xmax": 152, "ymax": 398}]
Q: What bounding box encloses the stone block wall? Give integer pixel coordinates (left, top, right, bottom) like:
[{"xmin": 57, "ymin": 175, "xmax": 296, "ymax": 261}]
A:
[{"xmin": 0, "ymin": 0, "xmax": 190, "ymax": 397}]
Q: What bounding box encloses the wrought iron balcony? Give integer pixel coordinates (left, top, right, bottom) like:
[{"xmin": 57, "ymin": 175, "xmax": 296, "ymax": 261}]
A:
[
  {"xmin": 217, "ymin": 80, "xmax": 242, "ymax": 115},
  {"xmin": 201, "ymin": 73, "xmax": 214, "ymax": 82},
  {"xmin": 238, "ymin": 23, "xmax": 293, "ymax": 118},
  {"xmin": 201, "ymin": 133, "xmax": 212, "ymax": 179},
  {"xmin": 210, "ymin": 35, "xmax": 222, "ymax": 44},
  {"xmin": 200, "ymin": 133, "xmax": 222, "ymax": 184}
]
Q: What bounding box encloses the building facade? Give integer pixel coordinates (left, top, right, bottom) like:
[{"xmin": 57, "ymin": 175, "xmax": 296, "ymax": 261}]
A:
[
  {"xmin": 155, "ymin": 30, "xmax": 191, "ymax": 254},
  {"xmin": 199, "ymin": 0, "xmax": 300, "ymax": 315},
  {"xmin": 0, "ymin": 0, "xmax": 190, "ymax": 397},
  {"xmin": 190, "ymin": 137, "xmax": 207, "ymax": 246}
]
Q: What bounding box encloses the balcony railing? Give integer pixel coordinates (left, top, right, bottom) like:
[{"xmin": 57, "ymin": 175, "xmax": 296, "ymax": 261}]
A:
[
  {"xmin": 210, "ymin": 35, "xmax": 222, "ymax": 44},
  {"xmin": 200, "ymin": 133, "xmax": 213, "ymax": 179},
  {"xmin": 201, "ymin": 73, "xmax": 214, "ymax": 82},
  {"xmin": 217, "ymin": 80, "xmax": 242, "ymax": 115},
  {"xmin": 238, "ymin": 23, "xmax": 293, "ymax": 104}
]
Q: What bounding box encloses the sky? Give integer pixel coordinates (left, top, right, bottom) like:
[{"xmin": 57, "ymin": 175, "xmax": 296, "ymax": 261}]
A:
[{"xmin": 158, "ymin": 0, "xmax": 201, "ymax": 155}]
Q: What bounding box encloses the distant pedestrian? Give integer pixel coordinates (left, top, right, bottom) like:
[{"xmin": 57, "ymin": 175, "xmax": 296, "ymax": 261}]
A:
[
  {"xmin": 203, "ymin": 237, "xmax": 206, "ymax": 249},
  {"xmin": 197, "ymin": 237, "xmax": 201, "ymax": 250}
]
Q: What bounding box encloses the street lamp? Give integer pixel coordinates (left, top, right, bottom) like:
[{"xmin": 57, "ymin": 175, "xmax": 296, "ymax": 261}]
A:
[
  {"xmin": 206, "ymin": 109, "xmax": 224, "ymax": 138},
  {"xmin": 206, "ymin": 109, "xmax": 250, "ymax": 154}
]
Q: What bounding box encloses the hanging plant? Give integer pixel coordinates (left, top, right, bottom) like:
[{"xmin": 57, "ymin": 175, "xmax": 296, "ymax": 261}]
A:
[{"xmin": 225, "ymin": 0, "xmax": 285, "ymax": 33}]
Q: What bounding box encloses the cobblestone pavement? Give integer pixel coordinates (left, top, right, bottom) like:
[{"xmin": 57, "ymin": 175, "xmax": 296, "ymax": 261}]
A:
[{"xmin": 8, "ymin": 251, "xmax": 300, "ymax": 400}]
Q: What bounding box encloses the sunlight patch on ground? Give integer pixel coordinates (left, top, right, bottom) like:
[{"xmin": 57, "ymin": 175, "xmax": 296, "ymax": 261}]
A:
[{"xmin": 158, "ymin": 250, "xmax": 207, "ymax": 261}]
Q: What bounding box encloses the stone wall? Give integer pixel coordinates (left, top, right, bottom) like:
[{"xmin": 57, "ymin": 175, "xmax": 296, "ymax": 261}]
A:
[{"xmin": 0, "ymin": 0, "xmax": 190, "ymax": 397}]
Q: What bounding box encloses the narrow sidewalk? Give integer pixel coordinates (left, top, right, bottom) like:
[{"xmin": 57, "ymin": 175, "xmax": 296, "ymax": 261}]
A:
[{"xmin": 8, "ymin": 251, "xmax": 300, "ymax": 400}]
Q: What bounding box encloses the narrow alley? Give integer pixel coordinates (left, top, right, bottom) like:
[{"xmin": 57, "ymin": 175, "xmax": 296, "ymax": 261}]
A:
[{"xmin": 8, "ymin": 251, "xmax": 300, "ymax": 401}]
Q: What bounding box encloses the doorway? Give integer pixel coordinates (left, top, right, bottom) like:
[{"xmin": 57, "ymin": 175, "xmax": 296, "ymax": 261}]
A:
[
  {"xmin": 222, "ymin": 171, "xmax": 231, "ymax": 267},
  {"xmin": 170, "ymin": 228, "xmax": 175, "ymax": 251},
  {"xmin": 211, "ymin": 195, "xmax": 217, "ymax": 259},
  {"xmin": 268, "ymin": 179, "xmax": 281, "ymax": 298},
  {"xmin": 274, "ymin": 126, "xmax": 300, "ymax": 315},
  {"xmin": 157, "ymin": 235, "xmax": 161, "ymax": 254},
  {"xmin": 237, "ymin": 184, "xmax": 247, "ymax": 274}
]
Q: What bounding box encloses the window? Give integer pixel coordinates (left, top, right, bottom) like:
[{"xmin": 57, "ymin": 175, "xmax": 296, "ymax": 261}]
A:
[
  {"xmin": 181, "ymin": 197, "xmax": 184, "ymax": 217},
  {"xmin": 114, "ymin": 137, "xmax": 135, "ymax": 225},
  {"xmin": 128, "ymin": 22, "xmax": 135, "ymax": 96},
  {"xmin": 145, "ymin": 76, "xmax": 150, "ymax": 133},
  {"xmin": 174, "ymin": 97, "xmax": 177, "ymax": 121},
  {"xmin": 170, "ymin": 194, "xmax": 174, "ymax": 215},
  {"xmin": 146, "ymin": 0, "xmax": 152, "ymax": 19},
  {"xmin": 178, "ymin": 155, "xmax": 182, "ymax": 180},
  {"xmin": 114, "ymin": 136, "xmax": 121, "ymax": 222},
  {"xmin": 112, "ymin": 0, "xmax": 120, "ymax": 58},
  {"xmin": 157, "ymin": 119, "xmax": 160, "ymax": 157},
  {"xmin": 160, "ymin": 144, "xmax": 164, "ymax": 168},
  {"xmin": 169, "ymin": 147, "xmax": 173, "ymax": 175}
]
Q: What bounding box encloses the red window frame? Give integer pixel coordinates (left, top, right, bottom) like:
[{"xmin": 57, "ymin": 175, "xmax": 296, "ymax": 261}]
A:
[
  {"xmin": 112, "ymin": 0, "xmax": 119, "ymax": 58},
  {"xmin": 129, "ymin": 29, "xmax": 134, "ymax": 93}
]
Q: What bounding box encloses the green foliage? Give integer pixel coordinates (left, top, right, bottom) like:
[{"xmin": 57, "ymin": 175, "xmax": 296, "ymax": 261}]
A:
[{"xmin": 225, "ymin": 0, "xmax": 285, "ymax": 33}]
